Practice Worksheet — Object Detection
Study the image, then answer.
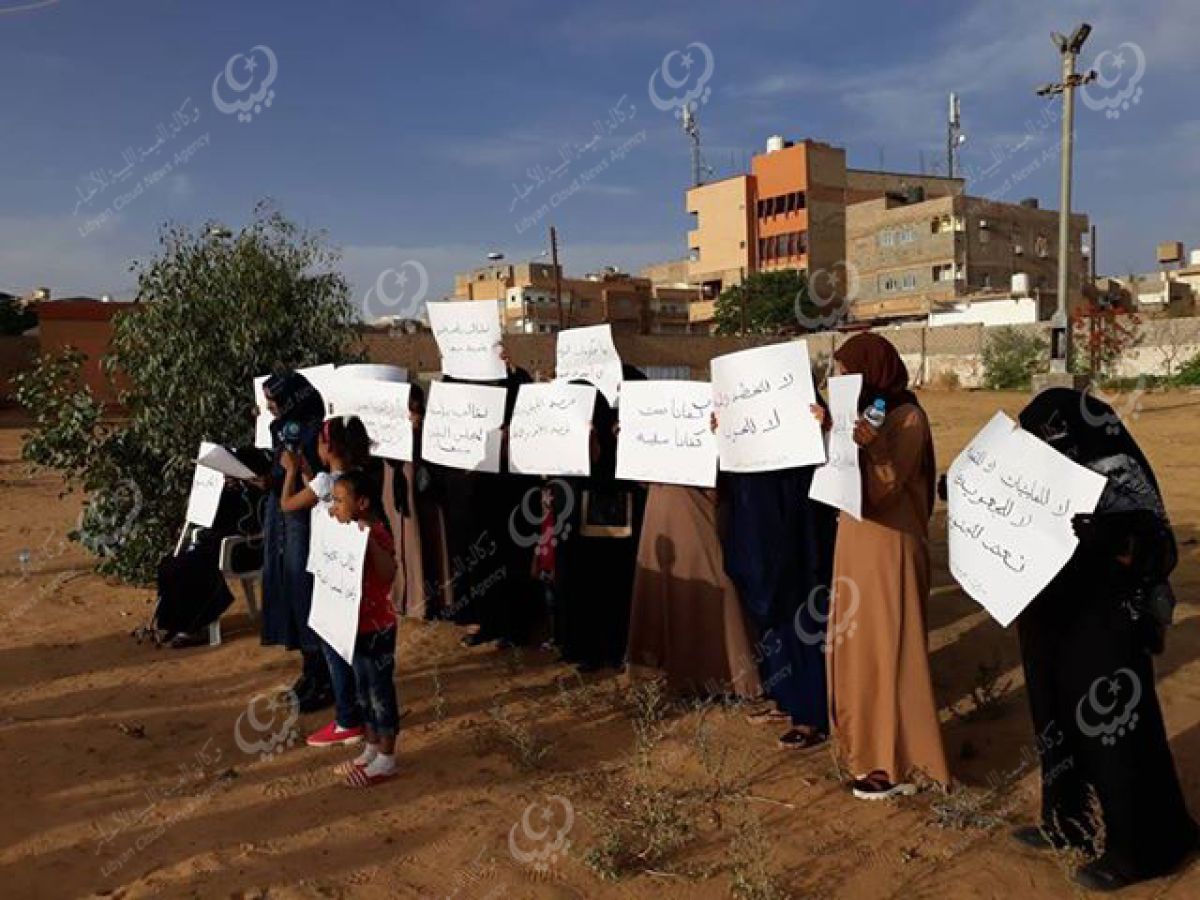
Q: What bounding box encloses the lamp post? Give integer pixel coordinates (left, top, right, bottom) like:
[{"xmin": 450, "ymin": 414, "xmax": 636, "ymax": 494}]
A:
[{"xmin": 1035, "ymin": 23, "xmax": 1097, "ymax": 374}]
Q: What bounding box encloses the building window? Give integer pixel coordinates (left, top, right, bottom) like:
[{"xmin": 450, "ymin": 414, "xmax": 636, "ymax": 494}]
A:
[
  {"xmin": 978, "ymin": 229, "xmax": 990, "ymax": 245},
  {"xmin": 878, "ymin": 230, "xmax": 894, "ymax": 247},
  {"xmin": 902, "ymin": 273, "xmax": 917, "ymax": 290},
  {"xmin": 689, "ymin": 247, "xmax": 701, "ymax": 262},
  {"xmin": 933, "ymin": 263, "xmax": 955, "ymax": 283},
  {"xmin": 1035, "ymin": 234, "xmax": 1050, "ymax": 258}
]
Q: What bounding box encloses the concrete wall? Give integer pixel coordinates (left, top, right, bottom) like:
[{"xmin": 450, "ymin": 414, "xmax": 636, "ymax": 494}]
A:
[
  {"xmin": 14, "ymin": 311, "xmax": 1200, "ymax": 412},
  {"xmin": 363, "ymin": 317, "xmax": 1200, "ymax": 390}
]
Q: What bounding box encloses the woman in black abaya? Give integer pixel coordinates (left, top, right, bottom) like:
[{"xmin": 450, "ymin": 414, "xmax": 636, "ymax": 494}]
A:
[
  {"xmin": 1012, "ymin": 387, "xmax": 1196, "ymax": 892},
  {"xmin": 260, "ymin": 371, "xmax": 331, "ymax": 711}
]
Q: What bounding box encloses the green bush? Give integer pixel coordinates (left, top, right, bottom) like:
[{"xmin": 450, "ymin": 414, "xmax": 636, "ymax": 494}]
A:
[
  {"xmin": 982, "ymin": 326, "xmax": 1048, "ymax": 390},
  {"xmin": 1175, "ymin": 352, "xmax": 1200, "ymax": 387},
  {"xmin": 14, "ymin": 203, "xmax": 362, "ymax": 583}
]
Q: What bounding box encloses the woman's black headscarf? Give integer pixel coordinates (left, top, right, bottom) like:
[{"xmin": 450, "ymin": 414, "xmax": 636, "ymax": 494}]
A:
[
  {"xmin": 1018, "ymin": 387, "xmax": 1160, "ymax": 495},
  {"xmin": 263, "ymin": 371, "xmax": 326, "ymax": 435}
]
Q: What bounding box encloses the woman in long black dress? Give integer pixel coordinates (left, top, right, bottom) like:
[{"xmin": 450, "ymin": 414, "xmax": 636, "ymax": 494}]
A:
[
  {"xmin": 1013, "ymin": 387, "xmax": 1197, "ymax": 891},
  {"xmin": 260, "ymin": 371, "xmax": 331, "ymax": 711},
  {"xmin": 555, "ymin": 386, "xmax": 645, "ymax": 670}
]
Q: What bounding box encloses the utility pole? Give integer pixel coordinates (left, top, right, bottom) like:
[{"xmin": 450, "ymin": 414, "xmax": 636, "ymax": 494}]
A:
[
  {"xmin": 947, "ymin": 92, "xmax": 965, "ymax": 179},
  {"xmin": 550, "ymin": 225, "xmax": 564, "ymax": 329},
  {"xmin": 1036, "ymin": 24, "xmax": 1096, "ymax": 373}
]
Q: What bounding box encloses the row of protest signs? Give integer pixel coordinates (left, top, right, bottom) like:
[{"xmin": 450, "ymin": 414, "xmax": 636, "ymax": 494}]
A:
[{"xmin": 186, "ymin": 296, "xmax": 1109, "ymax": 662}]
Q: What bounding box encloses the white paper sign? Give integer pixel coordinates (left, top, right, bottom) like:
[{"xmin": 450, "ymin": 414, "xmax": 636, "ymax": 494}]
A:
[
  {"xmin": 422, "ymin": 380, "xmax": 508, "ymax": 472},
  {"xmin": 297, "ymin": 364, "xmax": 338, "ymax": 412},
  {"xmin": 556, "ymin": 324, "xmax": 623, "ymax": 404},
  {"xmin": 254, "ymin": 375, "xmax": 272, "ymax": 450},
  {"xmin": 326, "ymin": 379, "xmax": 414, "ymax": 462},
  {"xmin": 427, "ymin": 300, "xmax": 506, "ymax": 381},
  {"xmin": 947, "ymin": 411, "xmax": 1108, "ymax": 627},
  {"xmin": 198, "ymin": 444, "xmax": 257, "ymax": 481},
  {"xmin": 809, "ymin": 374, "xmax": 864, "ymax": 519},
  {"xmin": 508, "ymin": 382, "xmax": 596, "ymax": 476},
  {"xmin": 712, "ymin": 342, "xmax": 825, "ymax": 473},
  {"xmin": 184, "ymin": 441, "xmax": 225, "ymax": 527},
  {"xmin": 307, "ymin": 502, "xmax": 335, "ymax": 574},
  {"xmin": 308, "ymin": 517, "xmax": 371, "ymax": 665},
  {"xmin": 616, "ymin": 380, "xmax": 718, "ymax": 487}
]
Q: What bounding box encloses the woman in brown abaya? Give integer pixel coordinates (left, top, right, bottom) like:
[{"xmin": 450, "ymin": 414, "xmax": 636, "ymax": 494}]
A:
[
  {"xmin": 626, "ymin": 483, "xmax": 762, "ymax": 700},
  {"xmin": 381, "ymin": 384, "xmax": 452, "ymax": 619},
  {"xmin": 816, "ymin": 333, "xmax": 949, "ymax": 799}
]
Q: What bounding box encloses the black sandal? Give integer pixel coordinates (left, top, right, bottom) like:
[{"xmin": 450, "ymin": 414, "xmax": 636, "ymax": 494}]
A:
[{"xmin": 778, "ymin": 728, "xmax": 826, "ymax": 749}]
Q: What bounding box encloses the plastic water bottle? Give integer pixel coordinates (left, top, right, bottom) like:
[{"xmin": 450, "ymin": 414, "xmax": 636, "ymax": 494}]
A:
[{"xmin": 863, "ymin": 398, "xmax": 887, "ymax": 429}]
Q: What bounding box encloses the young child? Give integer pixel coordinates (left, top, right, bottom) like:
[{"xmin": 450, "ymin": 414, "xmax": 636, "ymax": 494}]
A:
[
  {"xmin": 329, "ymin": 470, "xmax": 401, "ymax": 786},
  {"xmin": 280, "ymin": 416, "xmax": 374, "ymax": 748}
]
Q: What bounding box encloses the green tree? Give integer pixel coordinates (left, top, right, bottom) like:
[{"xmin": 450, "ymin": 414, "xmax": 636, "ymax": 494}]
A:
[
  {"xmin": 981, "ymin": 326, "xmax": 1048, "ymax": 390},
  {"xmin": 0, "ymin": 293, "xmax": 37, "ymax": 335},
  {"xmin": 14, "ymin": 203, "xmax": 362, "ymax": 582},
  {"xmin": 715, "ymin": 269, "xmax": 847, "ymax": 335}
]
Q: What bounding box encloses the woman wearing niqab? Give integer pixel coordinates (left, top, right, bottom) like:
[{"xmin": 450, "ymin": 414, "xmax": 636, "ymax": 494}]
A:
[{"xmin": 1011, "ymin": 387, "xmax": 1196, "ymax": 892}]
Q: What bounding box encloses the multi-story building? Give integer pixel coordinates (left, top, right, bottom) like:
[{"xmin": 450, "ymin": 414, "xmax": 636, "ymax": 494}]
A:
[
  {"xmin": 685, "ymin": 138, "xmax": 850, "ymax": 304},
  {"xmin": 847, "ymin": 193, "xmax": 1088, "ymax": 322},
  {"xmin": 681, "ymin": 134, "xmax": 1091, "ymax": 327},
  {"xmin": 453, "ymin": 263, "xmax": 653, "ymax": 333}
]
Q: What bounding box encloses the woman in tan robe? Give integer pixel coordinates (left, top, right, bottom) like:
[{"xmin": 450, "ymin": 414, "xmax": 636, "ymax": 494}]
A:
[
  {"xmin": 626, "ymin": 484, "xmax": 762, "ymax": 700},
  {"xmin": 381, "ymin": 384, "xmax": 452, "ymax": 620},
  {"xmin": 820, "ymin": 333, "xmax": 949, "ymax": 799}
]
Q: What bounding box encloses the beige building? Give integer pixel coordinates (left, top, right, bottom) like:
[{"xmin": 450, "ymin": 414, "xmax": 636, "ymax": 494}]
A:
[
  {"xmin": 847, "ymin": 194, "xmax": 1088, "ymax": 321},
  {"xmin": 686, "ymin": 175, "xmax": 754, "ymax": 297},
  {"xmin": 453, "ymin": 262, "xmax": 659, "ymax": 334}
]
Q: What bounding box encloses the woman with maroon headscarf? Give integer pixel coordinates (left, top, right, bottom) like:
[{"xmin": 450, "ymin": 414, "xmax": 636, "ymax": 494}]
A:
[{"xmin": 813, "ymin": 333, "xmax": 949, "ymax": 799}]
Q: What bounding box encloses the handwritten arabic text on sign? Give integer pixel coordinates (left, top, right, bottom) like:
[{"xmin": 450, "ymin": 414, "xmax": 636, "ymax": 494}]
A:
[
  {"xmin": 556, "ymin": 324, "xmax": 623, "ymax": 404},
  {"xmin": 508, "ymin": 382, "xmax": 596, "ymax": 476},
  {"xmin": 427, "ymin": 300, "xmax": 506, "ymax": 382},
  {"xmin": 327, "ymin": 379, "xmax": 414, "ymax": 462},
  {"xmin": 308, "ymin": 517, "xmax": 370, "ymax": 665},
  {"xmin": 422, "ymin": 380, "xmax": 508, "ymax": 473},
  {"xmin": 185, "ymin": 442, "xmax": 225, "ymax": 527},
  {"xmin": 616, "ymin": 380, "xmax": 718, "ymax": 488},
  {"xmin": 712, "ymin": 342, "xmax": 825, "ymax": 473},
  {"xmin": 808, "ymin": 373, "xmax": 864, "ymax": 519},
  {"xmin": 947, "ymin": 411, "xmax": 1107, "ymax": 627}
]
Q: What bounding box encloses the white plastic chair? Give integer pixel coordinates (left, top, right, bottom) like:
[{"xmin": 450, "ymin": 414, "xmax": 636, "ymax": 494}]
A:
[{"xmin": 170, "ymin": 523, "xmax": 262, "ymax": 646}]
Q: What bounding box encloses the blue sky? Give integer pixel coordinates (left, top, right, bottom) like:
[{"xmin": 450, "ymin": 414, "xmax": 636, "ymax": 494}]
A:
[{"xmin": 2, "ymin": 0, "xmax": 1196, "ymax": 316}]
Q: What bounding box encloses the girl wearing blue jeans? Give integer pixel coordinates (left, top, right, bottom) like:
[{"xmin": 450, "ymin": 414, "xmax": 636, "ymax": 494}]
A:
[{"xmin": 329, "ymin": 471, "xmax": 401, "ymax": 786}]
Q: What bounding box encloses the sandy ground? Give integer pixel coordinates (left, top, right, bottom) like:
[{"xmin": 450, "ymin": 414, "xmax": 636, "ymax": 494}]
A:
[{"xmin": 1, "ymin": 390, "xmax": 1199, "ymax": 900}]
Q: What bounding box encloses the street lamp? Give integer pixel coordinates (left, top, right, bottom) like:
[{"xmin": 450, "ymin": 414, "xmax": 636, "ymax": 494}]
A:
[{"xmin": 1036, "ymin": 22, "xmax": 1097, "ymax": 374}]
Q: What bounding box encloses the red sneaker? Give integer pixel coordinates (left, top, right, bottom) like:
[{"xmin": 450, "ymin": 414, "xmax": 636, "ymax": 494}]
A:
[{"xmin": 305, "ymin": 721, "xmax": 365, "ymax": 747}]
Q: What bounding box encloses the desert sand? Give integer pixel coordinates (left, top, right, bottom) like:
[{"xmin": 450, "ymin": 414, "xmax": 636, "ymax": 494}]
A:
[{"xmin": 1, "ymin": 390, "xmax": 1198, "ymax": 899}]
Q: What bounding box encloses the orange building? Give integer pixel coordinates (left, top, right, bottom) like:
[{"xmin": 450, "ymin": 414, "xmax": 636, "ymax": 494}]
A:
[{"xmin": 686, "ymin": 138, "xmax": 852, "ymax": 315}]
